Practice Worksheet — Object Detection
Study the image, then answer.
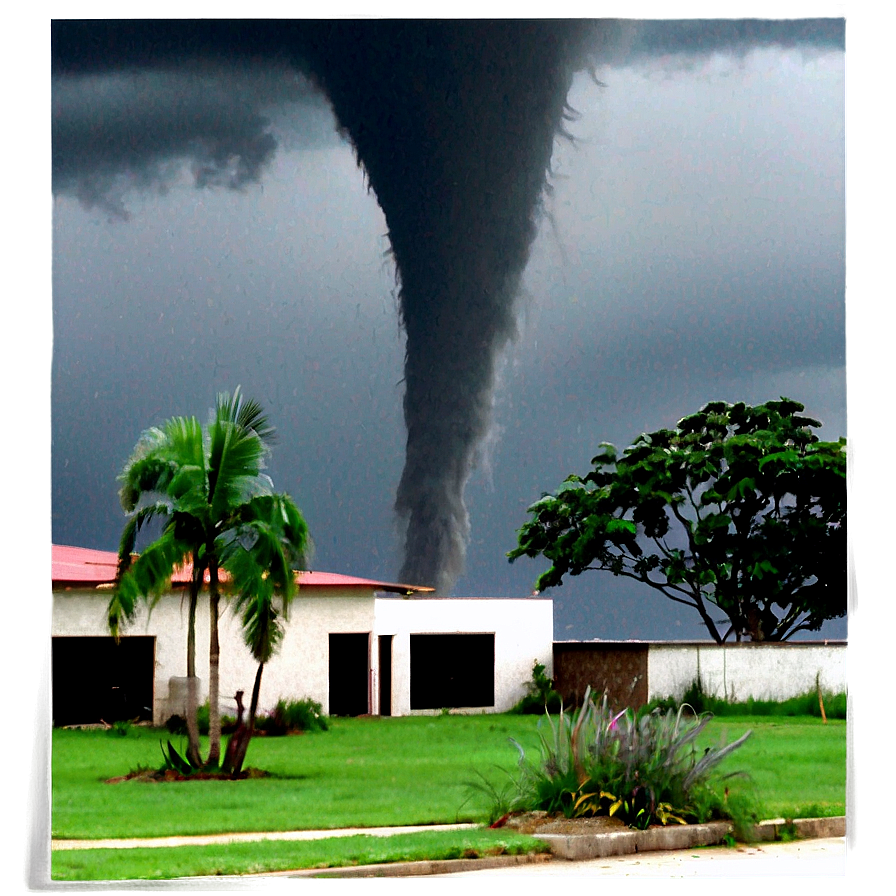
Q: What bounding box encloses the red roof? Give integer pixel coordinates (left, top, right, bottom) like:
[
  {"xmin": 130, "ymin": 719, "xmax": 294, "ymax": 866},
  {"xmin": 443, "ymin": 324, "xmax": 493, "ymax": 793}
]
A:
[{"xmin": 51, "ymin": 544, "xmax": 433, "ymax": 594}]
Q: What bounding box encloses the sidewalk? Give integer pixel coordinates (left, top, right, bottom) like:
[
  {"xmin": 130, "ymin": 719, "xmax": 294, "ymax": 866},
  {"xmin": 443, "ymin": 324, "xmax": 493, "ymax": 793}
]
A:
[
  {"xmin": 51, "ymin": 822, "xmax": 480, "ymax": 851},
  {"xmin": 52, "ymin": 816, "xmax": 847, "ymax": 880},
  {"xmin": 420, "ymin": 837, "xmax": 847, "ymax": 879}
]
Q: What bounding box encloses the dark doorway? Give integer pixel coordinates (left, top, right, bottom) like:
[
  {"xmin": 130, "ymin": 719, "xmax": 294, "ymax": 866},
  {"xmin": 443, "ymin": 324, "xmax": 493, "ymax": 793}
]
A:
[
  {"xmin": 410, "ymin": 633, "xmax": 494, "ymax": 710},
  {"xmin": 52, "ymin": 636, "xmax": 155, "ymax": 726},
  {"xmin": 378, "ymin": 635, "xmax": 393, "ymax": 716},
  {"xmin": 329, "ymin": 633, "xmax": 370, "ymax": 716}
]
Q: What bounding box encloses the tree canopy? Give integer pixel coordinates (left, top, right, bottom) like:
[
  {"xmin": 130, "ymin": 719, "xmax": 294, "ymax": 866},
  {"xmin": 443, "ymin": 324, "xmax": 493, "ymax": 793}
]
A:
[{"xmin": 508, "ymin": 399, "xmax": 846, "ymax": 643}]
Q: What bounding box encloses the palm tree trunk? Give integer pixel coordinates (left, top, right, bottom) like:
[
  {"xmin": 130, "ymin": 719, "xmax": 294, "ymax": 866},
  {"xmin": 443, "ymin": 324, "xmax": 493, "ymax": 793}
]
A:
[
  {"xmin": 229, "ymin": 662, "xmax": 264, "ymax": 776},
  {"xmin": 185, "ymin": 564, "xmax": 202, "ymax": 768},
  {"xmin": 206, "ymin": 555, "xmax": 222, "ymax": 768}
]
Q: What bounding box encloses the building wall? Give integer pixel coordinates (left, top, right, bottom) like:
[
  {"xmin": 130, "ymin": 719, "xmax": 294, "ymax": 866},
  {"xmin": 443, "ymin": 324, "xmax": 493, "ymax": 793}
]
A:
[
  {"xmin": 552, "ymin": 643, "xmax": 649, "ymax": 710},
  {"xmin": 217, "ymin": 594, "xmax": 376, "ymax": 718},
  {"xmin": 646, "ymin": 642, "xmax": 847, "ymax": 703},
  {"xmin": 53, "ymin": 588, "xmax": 200, "ymax": 723},
  {"xmin": 373, "ymin": 597, "xmax": 553, "ymax": 715},
  {"xmin": 52, "ymin": 588, "xmax": 377, "ymax": 722},
  {"xmin": 52, "ymin": 590, "xmax": 553, "ymax": 722}
]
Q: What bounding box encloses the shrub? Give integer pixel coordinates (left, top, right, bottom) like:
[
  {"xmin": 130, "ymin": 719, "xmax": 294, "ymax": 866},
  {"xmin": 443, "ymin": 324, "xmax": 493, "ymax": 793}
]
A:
[
  {"xmin": 644, "ymin": 678, "xmax": 847, "ymax": 720},
  {"xmin": 488, "ymin": 686, "xmax": 754, "ymax": 830},
  {"xmin": 165, "ymin": 703, "xmax": 236, "ymax": 737},
  {"xmin": 255, "ymin": 698, "xmax": 329, "ymax": 735},
  {"xmin": 510, "ymin": 661, "xmax": 563, "ymax": 715},
  {"xmin": 106, "ymin": 720, "xmax": 132, "ymax": 737},
  {"xmin": 168, "ymin": 698, "xmax": 327, "ymax": 737}
]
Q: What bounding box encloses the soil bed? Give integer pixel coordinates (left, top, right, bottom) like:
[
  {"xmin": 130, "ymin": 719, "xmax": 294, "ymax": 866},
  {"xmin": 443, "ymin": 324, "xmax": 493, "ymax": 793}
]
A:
[
  {"xmin": 498, "ymin": 812, "xmax": 629, "ymax": 836},
  {"xmin": 106, "ymin": 767, "xmax": 270, "ymax": 783}
]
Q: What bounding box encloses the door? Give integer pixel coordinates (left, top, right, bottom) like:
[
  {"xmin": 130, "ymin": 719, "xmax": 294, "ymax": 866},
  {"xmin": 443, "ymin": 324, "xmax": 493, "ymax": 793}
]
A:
[
  {"xmin": 328, "ymin": 633, "xmax": 370, "ymax": 716},
  {"xmin": 378, "ymin": 635, "xmax": 393, "ymax": 716}
]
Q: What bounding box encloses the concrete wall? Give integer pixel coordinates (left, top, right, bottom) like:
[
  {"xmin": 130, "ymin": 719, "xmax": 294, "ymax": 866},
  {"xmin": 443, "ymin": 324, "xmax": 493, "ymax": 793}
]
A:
[
  {"xmin": 646, "ymin": 642, "xmax": 847, "ymax": 702},
  {"xmin": 52, "ymin": 590, "xmax": 552, "ymax": 722},
  {"xmin": 52, "ymin": 588, "xmax": 378, "ymax": 722},
  {"xmin": 553, "ymin": 643, "xmax": 649, "ymax": 709},
  {"xmin": 373, "ymin": 597, "xmax": 553, "ymax": 715}
]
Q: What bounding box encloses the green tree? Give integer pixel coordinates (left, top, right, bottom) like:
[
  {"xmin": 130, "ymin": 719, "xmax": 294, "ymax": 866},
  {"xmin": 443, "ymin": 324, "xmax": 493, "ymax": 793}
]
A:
[
  {"xmin": 508, "ymin": 399, "xmax": 846, "ymax": 643},
  {"xmin": 108, "ymin": 387, "xmax": 309, "ymax": 769}
]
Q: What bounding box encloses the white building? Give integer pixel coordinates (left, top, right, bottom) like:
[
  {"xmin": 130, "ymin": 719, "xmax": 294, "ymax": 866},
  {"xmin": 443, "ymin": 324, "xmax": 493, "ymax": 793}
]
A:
[{"xmin": 51, "ymin": 545, "xmax": 553, "ymax": 725}]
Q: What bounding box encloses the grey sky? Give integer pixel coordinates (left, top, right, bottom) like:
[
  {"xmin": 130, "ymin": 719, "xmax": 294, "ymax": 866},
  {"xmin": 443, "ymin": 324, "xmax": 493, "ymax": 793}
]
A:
[{"xmin": 48, "ymin": 18, "xmax": 846, "ymax": 641}]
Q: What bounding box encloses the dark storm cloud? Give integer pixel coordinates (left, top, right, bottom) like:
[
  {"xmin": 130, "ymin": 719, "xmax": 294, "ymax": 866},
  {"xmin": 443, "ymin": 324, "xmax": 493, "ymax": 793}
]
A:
[
  {"xmin": 50, "ymin": 18, "xmax": 846, "ymax": 216},
  {"xmin": 52, "ymin": 64, "xmax": 336, "ymax": 219},
  {"xmin": 50, "ymin": 19, "xmax": 845, "ymax": 605},
  {"xmin": 617, "ymin": 18, "xmax": 845, "ymax": 65}
]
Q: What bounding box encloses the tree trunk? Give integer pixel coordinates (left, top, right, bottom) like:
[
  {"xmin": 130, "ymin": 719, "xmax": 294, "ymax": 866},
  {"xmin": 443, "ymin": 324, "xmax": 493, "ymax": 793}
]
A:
[
  {"xmin": 223, "ymin": 663, "xmax": 264, "ymax": 775},
  {"xmin": 221, "ymin": 690, "xmax": 247, "ymax": 776},
  {"xmin": 243, "ymin": 662, "xmax": 264, "ymax": 772},
  {"xmin": 206, "ymin": 556, "xmax": 222, "ymax": 768},
  {"xmin": 185, "ymin": 563, "xmax": 202, "ymax": 768}
]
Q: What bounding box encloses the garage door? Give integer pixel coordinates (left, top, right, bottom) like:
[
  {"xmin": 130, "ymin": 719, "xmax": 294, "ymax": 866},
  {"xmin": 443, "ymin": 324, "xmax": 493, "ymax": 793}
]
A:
[{"xmin": 52, "ymin": 636, "xmax": 155, "ymax": 726}]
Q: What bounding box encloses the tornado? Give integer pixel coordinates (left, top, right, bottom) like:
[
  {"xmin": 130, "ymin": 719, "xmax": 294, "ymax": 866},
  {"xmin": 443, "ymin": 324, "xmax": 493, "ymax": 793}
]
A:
[{"xmin": 299, "ymin": 21, "xmax": 601, "ymax": 592}]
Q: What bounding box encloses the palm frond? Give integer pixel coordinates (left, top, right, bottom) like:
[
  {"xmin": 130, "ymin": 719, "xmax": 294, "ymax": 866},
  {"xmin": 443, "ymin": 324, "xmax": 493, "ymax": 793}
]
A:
[
  {"xmin": 118, "ymin": 417, "xmax": 206, "ymax": 511},
  {"xmin": 109, "ymin": 529, "xmax": 190, "ymax": 637},
  {"xmin": 241, "ymin": 596, "xmax": 283, "ymax": 664},
  {"xmin": 207, "ymin": 423, "xmax": 269, "ymax": 519},
  {"xmin": 116, "ymin": 503, "xmax": 174, "ymax": 579},
  {"xmin": 160, "ymin": 416, "xmax": 207, "ymax": 471},
  {"xmin": 107, "ymin": 576, "xmax": 140, "ymax": 640},
  {"xmin": 118, "ymin": 455, "xmax": 177, "ymax": 512},
  {"xmin": 239, "ymin": 494, "xmax": 310, "ymax": 567},
  {"xmin": 216, "ymin": 386, "xmax": 277, "ymax": 445},
  {"xmin": 119, "ymin": 531, "xmax": 190, "ymax": 602}
]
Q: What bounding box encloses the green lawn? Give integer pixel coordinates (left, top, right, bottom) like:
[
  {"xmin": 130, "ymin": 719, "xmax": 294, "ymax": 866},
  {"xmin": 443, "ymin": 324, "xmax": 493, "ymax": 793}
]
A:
[
  {"xmin": 706, "ymin": 716, "xmax": 847, "ymax": 819},
  {"xmin": 53, "ymin": 714, "xmax": 551, "ymax": 839},
  {"xmin": 50, "ymin": 712, "xmax": 846, "ymax": 880},
  {"xmin": 51, "ymin": 829, "xmax": 548, "ymax": 881}
]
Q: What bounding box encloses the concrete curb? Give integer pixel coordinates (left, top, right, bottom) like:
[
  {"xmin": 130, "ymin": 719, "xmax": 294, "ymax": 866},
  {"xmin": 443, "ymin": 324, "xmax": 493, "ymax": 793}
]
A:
[
  {"xmin": 534, "ymin": 816, "xmax": 847, "ymax": 861},
  {"xmin": 282, "ymin": 816, "xmax": 847, "ymax": 877},
  {"xmin": 539, "ymin": 820, "xmax": 732, "ymax": 860},
  {"xmin": 281, "ymin": 853, "xmax": 555, "ymax": 878},
  {"xmin": 750, "ymin": 816, "xmax": 846, "ymax": 841}
]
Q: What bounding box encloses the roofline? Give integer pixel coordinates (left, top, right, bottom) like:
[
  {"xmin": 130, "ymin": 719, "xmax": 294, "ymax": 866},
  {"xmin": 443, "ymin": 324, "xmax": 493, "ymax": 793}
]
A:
[{"xmin": 52, "ymin": 576, "xmax": 435, "ymax": 595}]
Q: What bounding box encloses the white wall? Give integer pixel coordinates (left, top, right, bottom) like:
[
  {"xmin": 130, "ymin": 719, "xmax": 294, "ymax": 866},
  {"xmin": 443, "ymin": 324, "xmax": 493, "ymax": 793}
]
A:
[
  {"xmin": 52, "ymin": 590, "xmax": 553, "ymax": 721},
  {"xmin": 373, "ymin": 597, "xmax": 553, "ymax": 715},
  {"xmin": 647, "ymin": 642, "xmax": 847, "ymax": 702},
  {"xmin": 52, "ymin": 588, "xmax": 377, "ymax": 721},
  {"xmin": 221, "ymin": 594, "xmax": 376, "ymax": 717}
]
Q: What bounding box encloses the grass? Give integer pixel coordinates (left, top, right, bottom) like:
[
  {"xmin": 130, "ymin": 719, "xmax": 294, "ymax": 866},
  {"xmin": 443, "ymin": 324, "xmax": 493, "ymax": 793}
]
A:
[
  {"xmin": 51, "ymin": 711, "xmax": 845, "ymax": 880},
  {"xmin": 649, "ymin": 684, "xmax": 847, "ymax": 720},
  {"xmin": 52, "ymin": 714, "xmax": 547, "ymax": 840},
  {"xmin": 704, "ymin": 716, "xmax": 846, "ymax": 819},
  {"xmin": 53, "ymin": 714, "xmax": 846, "ymax": 838},
  {"xmin": 51, "ymin": 829, "xmax": 548, "ymax": 881}
]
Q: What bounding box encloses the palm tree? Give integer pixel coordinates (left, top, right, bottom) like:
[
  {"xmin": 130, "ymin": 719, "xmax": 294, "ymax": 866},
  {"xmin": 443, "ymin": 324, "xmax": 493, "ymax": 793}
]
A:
[
  {"xmin": 219, "ymin": 493, "xmax": 309, "ymax": 775},
  {"xmin": 107, "ymin": 387, "xmax": 308, "ymax": 770}
]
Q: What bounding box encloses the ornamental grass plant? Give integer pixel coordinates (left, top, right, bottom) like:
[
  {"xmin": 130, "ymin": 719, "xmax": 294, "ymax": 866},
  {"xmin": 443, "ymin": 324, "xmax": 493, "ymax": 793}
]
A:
[{"xmin": 485, "ymin": 687, "xmax": 754, "ymax": 831}]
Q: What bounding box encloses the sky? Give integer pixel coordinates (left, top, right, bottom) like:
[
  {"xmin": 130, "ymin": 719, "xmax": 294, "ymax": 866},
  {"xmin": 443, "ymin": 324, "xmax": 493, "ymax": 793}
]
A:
[{"xmin": 46, "ymin": 15, "xmax": 848, "ymax": 643}]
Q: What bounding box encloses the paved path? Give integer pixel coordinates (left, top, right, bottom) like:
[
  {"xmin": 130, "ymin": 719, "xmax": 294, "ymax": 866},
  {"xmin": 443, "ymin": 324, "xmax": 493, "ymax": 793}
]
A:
[
  {"xmin": 52, "ymin": 822, "xmax": 479, "ymax": 851},
  {"xmin": 424, "ymin": 837, "xmax": 847, "ymax": 878},
  {"xmin": 52, "ymin": 824, "xmax": 850, "ymax": 881}
]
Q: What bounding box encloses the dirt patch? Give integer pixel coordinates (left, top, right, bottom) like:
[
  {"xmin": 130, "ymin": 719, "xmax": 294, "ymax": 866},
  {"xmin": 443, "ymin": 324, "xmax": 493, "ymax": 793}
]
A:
[
  {"xmin": 106, "ymin": 767, "xmax": 270, "ymax": 783},
  {"xmin": 497, "ymin": 811, "xmax": 628, "ymax": 836}
]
